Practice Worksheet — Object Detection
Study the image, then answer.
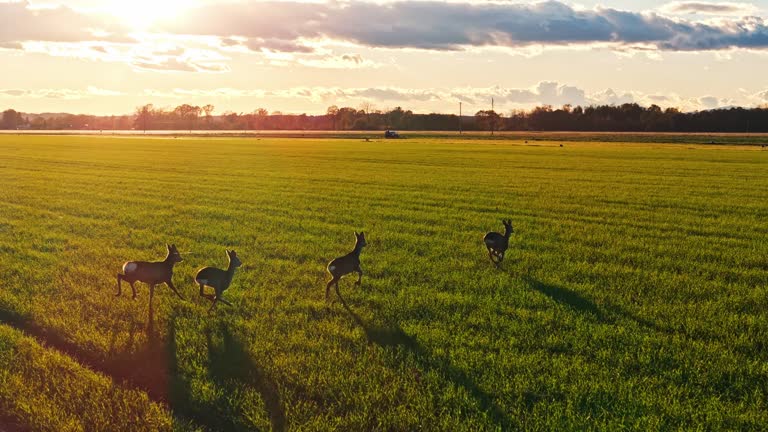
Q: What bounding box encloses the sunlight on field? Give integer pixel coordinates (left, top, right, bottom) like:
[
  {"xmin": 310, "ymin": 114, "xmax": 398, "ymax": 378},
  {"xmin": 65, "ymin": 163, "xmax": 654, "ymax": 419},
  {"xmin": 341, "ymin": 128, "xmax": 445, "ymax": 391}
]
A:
[{"xmin": 0, "ymin": 136, "xmax": 766, "ymax": 430}]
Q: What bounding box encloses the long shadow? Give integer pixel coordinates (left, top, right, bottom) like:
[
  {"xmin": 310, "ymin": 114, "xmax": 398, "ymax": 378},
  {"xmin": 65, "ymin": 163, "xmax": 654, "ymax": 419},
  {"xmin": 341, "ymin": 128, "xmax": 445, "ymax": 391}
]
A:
[
  {"xmin": 338, "ymin": 296, "xmax": 417, "ymax": 350},
  {"xmin": 167, "ymin": 318, "xmax": 286, "ymax": 432},
  {"xmin": 521, "ymin": 276, "xmax": 720, "ymax": 342},
  {"xmin": 522, "ymin": 276, "xmax": 606, "ymax": 321},
  {"xmin": 337, "ymin": 294, "xmax": 514, "ymax": 430},
  {"xmin": 0, "ymin": 303, "xmax": 170, "ymax": 403}
]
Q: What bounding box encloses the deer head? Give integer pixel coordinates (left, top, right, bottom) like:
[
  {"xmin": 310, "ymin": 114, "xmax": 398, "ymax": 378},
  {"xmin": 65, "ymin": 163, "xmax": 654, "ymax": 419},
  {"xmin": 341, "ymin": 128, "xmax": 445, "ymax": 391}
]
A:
[
  {"xmin": 226, "ymin": 249, "xmax": 243, "ymax": 268},
  {"xmin": 166, "ymin": 244, "xmax": 183, "ymax": 263},
  {"xmin": 355, "ymin": 231, "xmax": 368, "ymax": 249}
]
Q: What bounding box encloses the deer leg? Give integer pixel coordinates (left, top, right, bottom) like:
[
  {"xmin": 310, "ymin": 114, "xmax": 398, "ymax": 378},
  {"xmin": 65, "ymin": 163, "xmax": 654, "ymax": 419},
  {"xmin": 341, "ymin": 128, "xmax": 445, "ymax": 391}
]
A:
[
  {"xmin": 487, "ymin": 247, "xmax": 498, "ymax": 263},
  {"xmin": 218, "ymin": 297, "xmax": 233, "ymax": 307},
  {"xmin": 334, "ymin": 279, "xmax": 342, "ymax": 300},
  {"xmin": 130, "ymin": 282, "xmax": 137, "ymax": 299},
  {"xmin": 207, "ymin": 297, "xmax": 219, "ymax": 313},
  {"xmin": 488, "ymin": 249, "xmax": 498, "ymax": 263},
  {"xmin": 116, "ymin": 274, "xmax": 123, "ymax": 296},
  {"xmin": 149, "ymin": 284, "xmax": 155, "ymax": 307},
  {"xmin": 354, "ymin": 266, "xmax": 363, "ymax": 286},
  {"xmin": 166, "ymin": 280, "xmax": 185, "ymax": 300},
  {"xmin": 326, "ymin": 278, "xmax": 339, "ymax": 300},
  {"xmin": 198, "ymin": 283, "xmax": 205, "ymax": 297}
]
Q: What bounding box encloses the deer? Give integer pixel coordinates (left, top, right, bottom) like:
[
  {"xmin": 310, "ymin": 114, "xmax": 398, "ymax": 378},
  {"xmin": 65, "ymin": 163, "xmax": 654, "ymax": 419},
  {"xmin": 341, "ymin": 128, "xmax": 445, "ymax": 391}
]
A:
[
  {"xmin": 326, "ymin": 232, "xmax": 367, "ymax": 301},
  {"xmin": 484, "ymin": 220, "xmax": 513, "ymax": 266},
  {"xmin": 116, "ymin": 244, "xmax": 185, "ymax": 301},
  {"xmin": 195, "ymin": 249, "xmax": 242, "ymax": 312}
]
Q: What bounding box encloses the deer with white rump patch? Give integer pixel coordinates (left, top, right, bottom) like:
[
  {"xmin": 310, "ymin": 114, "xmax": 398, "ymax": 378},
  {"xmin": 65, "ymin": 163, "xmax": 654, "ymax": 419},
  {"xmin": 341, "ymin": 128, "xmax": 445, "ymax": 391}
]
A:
[
  {"xmin": 117, "ymin": 244, "xmax": 185, "ymax": 300},
  {"xmin": 484, "ymin": 220, "xmax": 513, "ymax": 266},
  {"xmin": 195, "ymin": 249, "xmax": 242, "ymax": 312},
  {"xmin": 326, "ymin": 232, "xmax": 367, "ymax": 300}
]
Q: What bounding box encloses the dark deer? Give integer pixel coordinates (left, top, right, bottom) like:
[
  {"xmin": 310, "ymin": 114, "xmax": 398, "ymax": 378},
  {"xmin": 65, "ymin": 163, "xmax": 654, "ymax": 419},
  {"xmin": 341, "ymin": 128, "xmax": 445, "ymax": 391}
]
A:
[
  {"xmin": 195, "ymin": 249, "xmax": 242, "ymax": 312},
  {"xmin": 117, "ymin": 244, "xmax": 185, "ymax": 300},
  {"xmin": 326, "ymin": 232, "xmax": 367, "ymax": 300},
  {"xmin": 484, "ymin": 220, "xmax": 513, "ymax": 266}
]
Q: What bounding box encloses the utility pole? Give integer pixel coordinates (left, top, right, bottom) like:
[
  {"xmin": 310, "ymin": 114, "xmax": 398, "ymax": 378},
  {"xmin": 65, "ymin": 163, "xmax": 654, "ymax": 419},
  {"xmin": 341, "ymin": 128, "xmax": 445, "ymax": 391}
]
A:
[{"xmin": 459, "ymin": 102, "xmax": 462, "ymax": 134}]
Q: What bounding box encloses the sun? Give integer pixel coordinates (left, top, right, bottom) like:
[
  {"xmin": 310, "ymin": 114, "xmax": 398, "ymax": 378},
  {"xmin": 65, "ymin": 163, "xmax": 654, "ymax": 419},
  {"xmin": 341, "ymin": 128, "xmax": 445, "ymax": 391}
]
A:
[{"xmin": 102, "ymin": 0, "xmax": 190, "ymax": 30}]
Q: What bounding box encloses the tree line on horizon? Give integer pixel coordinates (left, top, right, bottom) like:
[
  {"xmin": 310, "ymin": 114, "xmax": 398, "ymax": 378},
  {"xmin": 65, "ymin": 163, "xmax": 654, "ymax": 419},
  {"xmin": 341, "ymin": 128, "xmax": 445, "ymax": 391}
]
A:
[{"xmin": 3, "ymin": 102, "xmax": 768, "ymax": 132}]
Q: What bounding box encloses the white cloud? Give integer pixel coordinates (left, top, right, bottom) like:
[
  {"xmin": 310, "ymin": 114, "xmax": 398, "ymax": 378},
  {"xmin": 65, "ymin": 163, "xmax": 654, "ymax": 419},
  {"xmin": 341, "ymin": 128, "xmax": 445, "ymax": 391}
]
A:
[
  {"xmin": 133, "ymin": 82, "xmax": 760, "ymax": 112},
  {"xmin": 0, "ymin": 86, "xmax": 124, "ymax": 99}
]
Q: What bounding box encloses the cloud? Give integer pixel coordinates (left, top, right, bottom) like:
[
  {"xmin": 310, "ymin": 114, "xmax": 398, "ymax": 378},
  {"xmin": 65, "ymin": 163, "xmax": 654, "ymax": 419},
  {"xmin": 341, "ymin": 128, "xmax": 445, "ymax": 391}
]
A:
[
  {"xmin": 7, "ymin": 82, "xmax": 755, "ymax": 112},
  {"xmin": 132, "ymin": 82, "xmax": 712, "ymax": 110},
  {"xmin": 132, "ymin": 56, "xmax": 229, "ymax": 73},
  {"xmin": 0, "ymin": 41, "xmax": 23, "ymax": 50},
  {"xmin": 156, "ymin": 0, "xmax": 768, "ymax": 52},
  {"xmin": 0, "ymin": 1, "xmax": 127, "ymax": 44},
  {"xmin": 244, "ymin": 38, "xmax": 315, "ymax": 53},
  {"xmin": 297, "ymin": 53, "xmax": 382, "ymax": 69},
  {"xmin": 660, "ymin": 2, "xmax": 758, "ymax": 16},
  {"xmin": 753, "ymin": 89, "xmax": 768, "ymax": 101},
  {"xmin": 698, "ymin": 95, "xmax": 721, "ymax": 108},
  {"xmin": 0, "ymin": 87, "xmax": 124, "ymax": 99}
]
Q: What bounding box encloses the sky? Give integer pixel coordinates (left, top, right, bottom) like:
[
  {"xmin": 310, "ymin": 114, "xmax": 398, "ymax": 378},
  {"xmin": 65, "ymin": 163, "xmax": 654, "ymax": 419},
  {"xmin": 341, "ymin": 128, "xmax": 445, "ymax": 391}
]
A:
[{"xmin": 2, "ymin": 0, "xmax": 768, "ymax": 115}]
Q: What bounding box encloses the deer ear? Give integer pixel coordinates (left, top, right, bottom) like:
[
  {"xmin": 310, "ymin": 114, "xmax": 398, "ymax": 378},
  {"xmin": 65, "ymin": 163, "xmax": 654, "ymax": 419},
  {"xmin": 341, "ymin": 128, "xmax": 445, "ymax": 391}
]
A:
[
  {"xmin": 354, "ymin": 231, "xmax": 359, "ymax": 237},
  {"xmin": 166, "ymin": 244, "xmax": 171, "ymax": 250}
]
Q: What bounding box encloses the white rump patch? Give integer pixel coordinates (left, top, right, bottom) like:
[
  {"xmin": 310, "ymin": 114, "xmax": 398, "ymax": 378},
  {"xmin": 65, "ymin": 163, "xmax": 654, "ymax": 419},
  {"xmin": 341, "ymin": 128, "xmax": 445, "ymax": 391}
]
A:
[
  {"xmin": 123, "ymin": 262, "xmax": 137, "ymax": 273},
  {"xmin": 196, "ymin": 279, "xmax": 208, "ymax": 285},
  {"xmin": 328, "ymin": 266, "xmax": 336, "ymax": 272}
]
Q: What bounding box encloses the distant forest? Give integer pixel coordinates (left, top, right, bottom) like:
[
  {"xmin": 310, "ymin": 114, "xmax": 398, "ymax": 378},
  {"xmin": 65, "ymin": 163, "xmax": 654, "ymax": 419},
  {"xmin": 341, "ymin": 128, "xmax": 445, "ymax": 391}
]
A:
[{"xmin": 3, "ymin": 103, "xmax": 768, "ymax": 132}]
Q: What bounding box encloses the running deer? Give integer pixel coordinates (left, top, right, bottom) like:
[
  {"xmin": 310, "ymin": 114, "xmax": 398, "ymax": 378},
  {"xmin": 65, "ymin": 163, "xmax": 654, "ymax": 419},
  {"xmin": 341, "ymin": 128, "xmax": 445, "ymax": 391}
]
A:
[
  {"xmin": 117, "ymin": 244, "xmax": 185, "ymax": 300},
  {"xmin": 195, "ymin": 249, "xmax": 242, "ymax": 312},
  {"xmin": 326, "ymin": 232, "xmax": 367, "ymax": 300},
  {"xmin": 484, "ymin": 220, "xmax": 513, "ymax": 266}
]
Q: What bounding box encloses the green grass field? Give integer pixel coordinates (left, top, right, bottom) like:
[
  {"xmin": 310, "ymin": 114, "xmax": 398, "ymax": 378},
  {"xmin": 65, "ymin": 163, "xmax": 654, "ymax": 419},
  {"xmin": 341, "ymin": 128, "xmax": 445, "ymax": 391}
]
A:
[{"xmin": 0, "ymin": 135, "xmax": 766, "ymax": 431}]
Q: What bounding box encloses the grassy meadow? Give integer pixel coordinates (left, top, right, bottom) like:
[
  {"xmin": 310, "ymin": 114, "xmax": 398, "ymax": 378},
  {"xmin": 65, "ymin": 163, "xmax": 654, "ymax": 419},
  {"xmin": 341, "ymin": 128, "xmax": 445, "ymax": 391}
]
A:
[{"xmin": 0, "ymin": 135, "xmax": 766, "ymax": 431}]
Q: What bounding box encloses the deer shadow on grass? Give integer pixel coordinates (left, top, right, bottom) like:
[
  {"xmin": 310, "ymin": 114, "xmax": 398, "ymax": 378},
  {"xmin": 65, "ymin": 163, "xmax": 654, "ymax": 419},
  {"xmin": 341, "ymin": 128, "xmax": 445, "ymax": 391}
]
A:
[
  {"xmin": 167, "ymin": 318, "xmax": 286, "ymax": 432},
  {"xmin": 336, "ymin": 293, "xmax": 514, "ymax": 430},
  {"xmin": 522, "ymin": 276, "xmax": 606, "ymax": 322},
  {"xmin": 0, "ymin": 300, "xmax": 172, "ymax": 402},
  {"xmin": 520, "ymin": 276, "xmax": 716, "ymax": 342}
]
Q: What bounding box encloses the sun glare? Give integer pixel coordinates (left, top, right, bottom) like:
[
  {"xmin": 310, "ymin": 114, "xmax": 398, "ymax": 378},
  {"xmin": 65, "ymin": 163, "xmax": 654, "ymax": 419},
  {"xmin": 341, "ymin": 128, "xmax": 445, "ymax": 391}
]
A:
[{"xmin": 103, "ymin": 0, "xmax": 190, "ymax": 30}]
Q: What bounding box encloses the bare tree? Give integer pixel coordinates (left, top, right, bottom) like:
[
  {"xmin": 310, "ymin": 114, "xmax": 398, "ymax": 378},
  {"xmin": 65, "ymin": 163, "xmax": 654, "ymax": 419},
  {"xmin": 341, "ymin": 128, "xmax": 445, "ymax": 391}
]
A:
[
  {"xmin": 326, "ymin": 105, "xmax": 339, "ymax": 130},
  {"xmin": 134, "ymin": 104, "xmax": 154, "ymax": 133},
  {"xmin": 202, "ymin": 104, "xmax": 215, "ymax": 129}
]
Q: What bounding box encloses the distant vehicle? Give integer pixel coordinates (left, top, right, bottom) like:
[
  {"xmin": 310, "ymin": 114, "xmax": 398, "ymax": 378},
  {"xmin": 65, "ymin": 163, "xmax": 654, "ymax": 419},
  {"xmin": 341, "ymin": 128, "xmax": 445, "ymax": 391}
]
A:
[{"xmin": 384, "ymin": 130, "xmax": 401, "ymax": 139}]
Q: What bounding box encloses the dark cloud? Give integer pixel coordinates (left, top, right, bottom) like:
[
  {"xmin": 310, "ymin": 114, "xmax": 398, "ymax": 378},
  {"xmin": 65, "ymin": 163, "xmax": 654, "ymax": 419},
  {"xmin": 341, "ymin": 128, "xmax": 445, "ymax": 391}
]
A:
[
  {"xmin": 155, "ymin": 0, "xmax": 768, "ymax": 52},
  {"xmin": 341, "ymin": 54, "xmax": 364, "ymax": 64},
  {"xmin": 4, "ymin": 0, "xmax": 768, "ymax": 54}
]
